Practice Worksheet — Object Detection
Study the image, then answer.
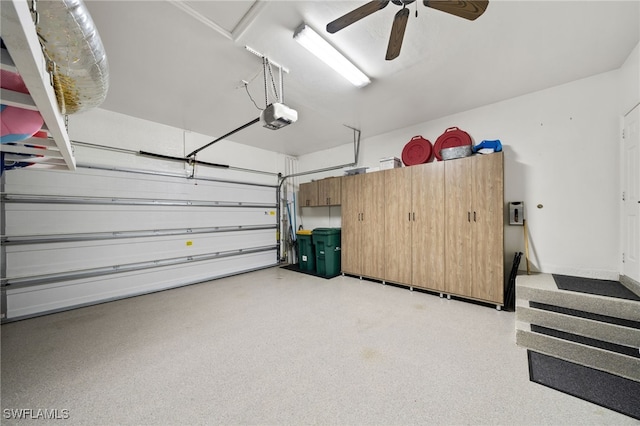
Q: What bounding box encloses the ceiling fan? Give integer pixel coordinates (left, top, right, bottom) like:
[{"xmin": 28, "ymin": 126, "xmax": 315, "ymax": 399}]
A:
[{"xmin": 326, "ymin": 0, "xmax": 489, "ymax": 61}]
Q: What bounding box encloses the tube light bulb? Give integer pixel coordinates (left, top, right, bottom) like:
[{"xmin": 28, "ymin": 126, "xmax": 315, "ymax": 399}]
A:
[{"xmin": 293, "ymin": 24, "xmax": 371, "ymax": 88}]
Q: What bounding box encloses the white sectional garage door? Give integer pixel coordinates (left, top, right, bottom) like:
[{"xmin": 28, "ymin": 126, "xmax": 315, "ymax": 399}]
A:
[{"xmin": 1, "ymin": 167, "xmax": 278, "ymax": 321}]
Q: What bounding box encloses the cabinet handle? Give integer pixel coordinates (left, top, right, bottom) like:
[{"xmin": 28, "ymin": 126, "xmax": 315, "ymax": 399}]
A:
[
  {"xmin": 408, "ymin": 213, "xmax": 411, "ymax": 221},
  {"xmin": 474, "ymin": 211, "xmax": 476, "ymax": 222},
  {"xmin": 413, "ymin": 212, "xmax": 415, "ymax": 221},
  {"xmin": 468, "ymin": 212, "xmax": 471, "ymax": 222}
]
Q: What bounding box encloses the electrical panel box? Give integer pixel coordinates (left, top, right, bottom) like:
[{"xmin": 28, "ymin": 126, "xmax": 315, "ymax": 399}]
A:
[{"xmin": 509, "ymin": 202, "xmax": 524, "ymax": 225}]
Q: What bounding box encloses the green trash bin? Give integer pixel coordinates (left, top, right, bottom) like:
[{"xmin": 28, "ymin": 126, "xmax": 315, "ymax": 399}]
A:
[
  {"xmin": 312, "ymin": 228, "xmax": 341, "ymax": 278},
  {"xmin": 296, "ymin": 230, "xmax": 315, "ymax": 272}
]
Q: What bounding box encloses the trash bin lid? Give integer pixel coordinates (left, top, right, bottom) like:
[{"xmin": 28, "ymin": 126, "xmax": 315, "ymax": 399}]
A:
[
  {"xmin": 312, "ymin": 227, "xmax": 341, "ymax": 234},
  {"xmin": 296, "ymin": 229, "xmax": 312, "ymax": 235}
]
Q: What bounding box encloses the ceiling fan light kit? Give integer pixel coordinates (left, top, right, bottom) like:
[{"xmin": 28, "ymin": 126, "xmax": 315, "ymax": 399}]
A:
[
  {"xmin": 326, "ymin": 0, "xmax": 489, "ymax": 61},
  {"xmin": 293, "ymin": 23, "xmax": 371, "ymax": 88}
]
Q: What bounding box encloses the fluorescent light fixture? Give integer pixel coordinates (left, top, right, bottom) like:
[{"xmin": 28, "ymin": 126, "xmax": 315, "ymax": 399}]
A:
[{"xmin": 293, "ymin": 24, "xmax": 370, "ymax": 88}]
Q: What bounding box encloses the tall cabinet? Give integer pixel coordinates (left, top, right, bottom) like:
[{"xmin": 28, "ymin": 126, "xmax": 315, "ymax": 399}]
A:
[
  {"xmin": 328, "ymin": 152, "xmax": 503, "ymax": 308},
  {"xmin": 341, "ymin": 172, "xmax": 385, "ymax": 279},
  {"xmin": 445, "ymin": 153, "xmax": 504, "ymax": 304},
  {"xmin": 384, "ymin": 162, "xmax": 445, "ymax": 291}
]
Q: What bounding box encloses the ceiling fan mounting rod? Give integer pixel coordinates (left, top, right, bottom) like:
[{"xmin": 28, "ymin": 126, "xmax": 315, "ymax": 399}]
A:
[{"xmin": 391, "ymin": 0, "xmax": 415, "ymax": 6}]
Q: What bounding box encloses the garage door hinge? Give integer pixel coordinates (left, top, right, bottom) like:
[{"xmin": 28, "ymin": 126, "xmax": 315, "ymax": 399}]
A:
[{"xmin": 623, "ymin": 253, "xmax": 625, "ymax": 263}]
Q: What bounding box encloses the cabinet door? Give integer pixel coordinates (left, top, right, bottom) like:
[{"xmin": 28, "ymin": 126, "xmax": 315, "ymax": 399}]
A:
[
  {"xmin": 471, "ymin": 153, "xmax": 504, "ymax": 303},
  {"xmin": 384, "ymin": 167, "xmax": 412, "ymax": 284},
  {"xmin": 412, "ymin": 162, "xmax": 445, "ymax": 291},
  {"xmin": 361, "ymin": 172, "xmax": 386, "ymax": 280},
  {"xmin": 299, "ymin": 181, "xmax": 318, "ymax": 207},
  {"xmin": 341, "ymin": 175, "xmax": 361, "ymax": 275},
  {"xmin": 444, "ymin": 156, "xmax": 474, "ymax": 296},
  {"xmin": 318, "ymin": 177, "xmax": 342, "ymax": 206}
]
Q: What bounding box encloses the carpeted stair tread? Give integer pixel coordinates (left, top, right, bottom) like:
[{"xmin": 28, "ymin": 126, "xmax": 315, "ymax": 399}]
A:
[
  {"xmin": 517, "ymin": 274, "xmax": 640, "ymax": 322},
  {"xmin": 553, "ymin": 274, "xmax": 640, "ymax": 301}
]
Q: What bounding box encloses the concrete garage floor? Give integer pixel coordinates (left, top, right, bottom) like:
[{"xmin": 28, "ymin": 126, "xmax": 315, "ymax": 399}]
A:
[{"xmin": 1, "ymin": 267, "xmax": 636, "ymax": 425}]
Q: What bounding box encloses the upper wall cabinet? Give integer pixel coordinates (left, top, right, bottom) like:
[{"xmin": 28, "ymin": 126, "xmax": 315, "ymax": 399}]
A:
[
  {"xmin": 299, "ymin": 177, "xmax": 341, "ymax": 207},
  {"xmin": 318, "ymin": 177, "xmax": 341, "ymax": 206},
  {"xmin": 299, "ymin": 181, "xmax": 318, "ymax": 207}
]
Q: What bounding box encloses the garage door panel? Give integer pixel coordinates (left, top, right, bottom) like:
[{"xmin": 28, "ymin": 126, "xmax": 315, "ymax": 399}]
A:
[
  {"xmin": 5, "ymin": 229, "xmax": 276, "ymax": 278},
  {"xmin": 5, "ymin": 251, "xmax": 276, "ymax": 320},
  {"xmin": 5, "ymin": 205, "xmax": 276, "ymax": 236},
  {"xmin": 5, "ymin": 168, "xmax": 275, "ymax": 204},
  {"xmin": 1, "ymin": 167, "xmax": 278, "ymax": 321}
]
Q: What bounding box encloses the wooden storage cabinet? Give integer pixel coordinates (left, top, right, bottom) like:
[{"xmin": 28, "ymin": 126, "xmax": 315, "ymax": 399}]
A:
[
  {"xmin": 413, "ymin": 163, "xmax": 446, "ymax": 291},
  {"xmin": 318, "ymin": 177, "xmax": 341, "ymax": 206},
  {"xmin": 299, "ymin": 177, "xmax": 341, "ymax": 207},
  {"xmin": 341, "ymin": 176, "xmax": 360, "ymax": 274},
  {"xmin": 341, "ymin": 153, "xmax": 504, "ymax": 308},
  {"xmin": 384, "ymin": 167, "xmax": 413, "ymax": 284},
  {"xmin": 299, "ymin": 181, "xmax": 318, "ymax": 207},
  {"xmin": 445, "ymin": 153, "xmax": 504, "ymax": 305},
  {"xmin": 341, "ymin": 172, "xmax": 385, "ymax": 279},
  {"xmin": 384, "ymin": 162, "xmax": 445, "ymax": 291}
]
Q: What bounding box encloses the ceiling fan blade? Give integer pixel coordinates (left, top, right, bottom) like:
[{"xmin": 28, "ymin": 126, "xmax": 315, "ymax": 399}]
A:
[
  {"xmin": 326, "ymin": 0, "xmax": 390, "ymax": 34},
  {"xmin": 423, "ymin": 1, "xmax": 489, "ymax": 21},
  {"xmin": 386, "ymin": 7, "xmax": 410, "ymax": 60}
]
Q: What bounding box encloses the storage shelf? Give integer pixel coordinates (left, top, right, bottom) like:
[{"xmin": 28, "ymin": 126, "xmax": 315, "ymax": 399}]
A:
[{"xmin": 1, "ymin": 0, "xmax": 76, "ymax": 171}]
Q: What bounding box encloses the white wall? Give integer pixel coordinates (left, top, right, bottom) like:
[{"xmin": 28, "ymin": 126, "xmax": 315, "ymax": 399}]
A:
[
  {"xmin": 619, "ymin": 41, "xmax": 639, "ymax": 116},
  {"xmin": 298, "ymin": 68, "xmax": 625, "ymax": 279},
  {"xmin": 68, "ymin": 108, "xmax": 284, "ymax": 185}
]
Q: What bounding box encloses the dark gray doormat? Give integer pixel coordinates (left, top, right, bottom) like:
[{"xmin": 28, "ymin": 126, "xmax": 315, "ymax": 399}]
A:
[
  {"xmin": 280, "ymin": 263, "xmax": 340, "ymax": 279},
  {"xmin": 552, "ymin": 274, "xmax": 640, "ymax": 301},
  {"xmin": 528, "ymin": 350, "xmax": 640, "ymax": 420}
]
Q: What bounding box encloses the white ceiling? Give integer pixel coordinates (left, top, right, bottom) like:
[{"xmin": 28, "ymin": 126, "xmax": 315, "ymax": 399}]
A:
[{"xmin": 84, "ymin": 0, "xmax": 640, "ymax": 157}]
